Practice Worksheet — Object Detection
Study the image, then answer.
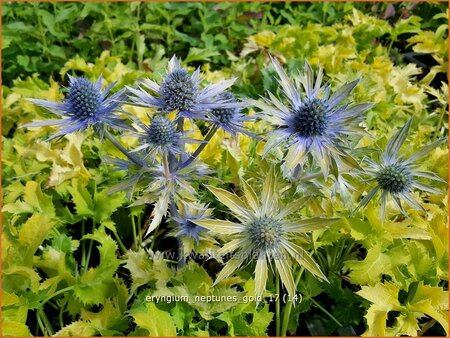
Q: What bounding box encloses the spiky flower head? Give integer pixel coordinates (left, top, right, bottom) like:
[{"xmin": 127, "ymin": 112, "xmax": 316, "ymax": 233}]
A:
[
  {"xmin": 127, "ymin": 55, "xmax": 239, "ymax": 120},
  {"xmin": 24, "ymin": 75, "xmax": 127, "ymax": 139},
  {"xmin": 194, "ymin": 169, "xmax": 338, "ymax": 298},
  {"xmin": 355, "ymin": 119, "xmax": 446, "ymax": 220},
  {"xmin": 174, "ymin": 206, "xmax": 208, "ymax": 243},
  {"xmin": 128, "ymin": 113, "xmax": 203, "ymax": 160},
  {"xmin": 147, "ymin": 115, "xmax": 178, "ymax": 145},
  {"xmin": 129, "ymin": 155, "xmax": 213, "ymax": 237},
  {"xmin": 207, "ymin": 91, "xmax": 258, "ymax": 138},
  {"xmin": 252, "ymin": 57, "xmax": 373, "ymax": 179},
  {"xmin": 160, "ymin": 69, "xmax": 197, "ymax": 113},
  {"xmin": 168, "ymin": 201, "xmax": 218, "ymax": 258}
]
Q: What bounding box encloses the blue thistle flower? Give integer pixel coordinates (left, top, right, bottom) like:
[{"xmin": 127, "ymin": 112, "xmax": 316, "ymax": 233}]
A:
[
  {"xmin": 355, "ymin": 119, "xmax": 446, "ymax": 220},
  {"xmin": 128, "ymin": 114, "xmax": 199, "ymax": 161},
  {"xmin": 193, "ymin": 169, "xmax": 338, "ymax": 298},
  {"xmin": 128, "ymin": 155, "xmax": 213, "ymax": 237},
  {"xmin": 207, "ymin": 91, "xmax": 259, "ymax": 138},
  {"xmin": 24, "ymin": 75, "xmax": 127, "ymax": 139},
  {"xmin": 160, "ymin": 68, "xmax": 197, "ymax": 113},
  {"xmin": 252, "ymin": 58, "xmax": 373, "ymax": 178},
  {"xmin": 172, "ymin": 202, "xmax": 210, "ymax": 243},
  {"xmin": 126, "ymin": 55, "xmax": 239, "ymax": 120}
]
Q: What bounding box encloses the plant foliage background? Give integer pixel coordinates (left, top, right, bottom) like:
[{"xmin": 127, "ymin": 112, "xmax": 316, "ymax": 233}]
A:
[{"xmin": 2, "ymin": 2, "xmax": 449, "ymax": 337}]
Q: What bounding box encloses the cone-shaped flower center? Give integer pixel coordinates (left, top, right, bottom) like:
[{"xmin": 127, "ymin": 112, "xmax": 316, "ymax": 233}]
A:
[
  {"xmin": 211, "ymin": 92, "xmax": 236, "ymax": 124},
  {"xmin": 160, "ymin": 69, "xmax": 196, "ymax": 112},
  {"xmin": 376, "ymin": 163, "xmax": 412, "ymax": 193},
  {"xmin": 68, "ymin": 77, "xmax": 102, "ymax": 118},
  {"xmin": 248, "ymin": 217, "xmax": 283, "ymax": 251},
  {"xmin": 292, "ymin": 99, "xmax": 328, "ymax": 137},
  {"xmin": 147, "ymin": 115, "xmax": 177, "ymax": 146}
]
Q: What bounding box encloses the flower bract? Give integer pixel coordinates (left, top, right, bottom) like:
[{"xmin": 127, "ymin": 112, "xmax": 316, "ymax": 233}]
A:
[
  {"xmin": 194, "ymin": 169, "xmax": 338, "ymax": 298},
  {"xmin": 25, "ymin": 75, "xmax": 127, "ymax": 139},
  {"xmin": 253, "ymin": 57, "xmax": 373, "ymax": 179},
  {"xmin": 355, "ymin": 118, "xmax": 446, "ymax": 220}
]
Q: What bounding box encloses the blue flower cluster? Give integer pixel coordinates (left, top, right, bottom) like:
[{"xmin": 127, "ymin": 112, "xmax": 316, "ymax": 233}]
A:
[{"xmin": 25, "ymin": 55, "xmax": 445, "ymax": 247}]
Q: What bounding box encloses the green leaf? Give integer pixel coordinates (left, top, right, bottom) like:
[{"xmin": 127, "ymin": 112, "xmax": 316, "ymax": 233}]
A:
[
  {"xmin": 37, "ymin": 9, "xmax": 68, "ymax": 38},
  {"xmin": 184, "ymin": 47, "xmax": 220, "ymax": 63},
  {"xmin": 17, "ymin": 55, "xmax": 30, "ymax": 68},
  {"xmin": 3, "ymin": 181, "xmax": 55, "ymax": 218},
  {"xmin": 124, "ymin": 250, "xmax": 151, "ymax": 285},
  {"xmin": 2, "ymin": 305, "xmax": 28, "ymax": 323},
  {"xmin": 81, "ymin": 300, "xmax": 128, "ymax": 335},
  {"xmin": 93, "ymin": 189, "xmax": 125, "ymax": 223},
  {"xmin": 357, "ymin": 283, "xmax": 402, "ymax": 336},
  {"xmin": 2, "ymin": 266, "xmax": 41, "ymax": 293},
  {"xmin": 1, "ymin": 321, "xmax": 32, "ymax": 337},
  {"xmin": 358, "ymin": 282, "xmax": 449, "ymax": 336},
  {"xmin": 54, "ymin": 321, "xmax": 96, "ymax": 336},
  {"xmin": 407, "ymin": 282, "xmax": 448, "ymax": 334},
  {"xmin": 3, "ymin": 214, "xmax": 56, "ymax": 271},
  {"xmin": 218, "ymin": 302, "xmax": 273, "ymax": 336},
  {"xmin": 179, "ymin": 260, "xmax": 213, "ymax": 295},
  {"xmin": 346, "ymin": 244, "xmax": 393, "ymax": 285},
  {"xmin": 74, "ymin": 228, "xmax": 120, "ymax": 305},
  {"xmin": 130, "ymin": 303, "xmax": 177, "ymax": 336},
  {"xmin": 48, "ymin": 45, "xmax": 66, "ymax": 59},
  {"xmin": 170, "ymin": 302, "xmax": 195, "ymax": 333},
  {"xmin": 67, "ymin": 179, "xmax": 94, "ymax": 218}
]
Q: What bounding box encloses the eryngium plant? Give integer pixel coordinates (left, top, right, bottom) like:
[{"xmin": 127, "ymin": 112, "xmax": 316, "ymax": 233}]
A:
[
  {"xmin": 355, "ymin": 118, "xmax": 446, "ymax": 220},
  {"xmin": 126, "ymin": 55, "xmax": 240, "ymax": 120},
  {"xmin": 194, "ymin": 168, "xmax": 338, "ymax": 298},
  {"xmin": 24, "ymin": 75, "xmax": 126, "ymax": 139},
  {"xmin": 253, "ymin": 57, "xmax": 373, "ymax": 179}
]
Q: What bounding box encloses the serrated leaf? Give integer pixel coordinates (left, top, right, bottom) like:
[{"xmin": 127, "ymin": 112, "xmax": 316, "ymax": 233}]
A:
[
  {"xmin": 3, "ymin": 266, "xmax": 41, "ymax": 293},
  {"xmin": 54, "ymin": 320, "xmax": 96, "ymax": 336},
  {"xmin": 124, "ymin": 249, "xmax": 155, "ymax": 293},
  {"xmin": 1, "ymin": 320, "xmax": 32, "ymax": 337},
  {"xmin": 93, "ymin": 189, "xmax": 125, "ymax": 223},
  {"xmin": 74, "ymin": 228, "xmax": 120, "ymax": 305},
  {"xmin": 346, "ymin": 244, "xmax": 392, "ymax": 285},
  {"xmin": 81, "ymin": 300, "xmax": 127, "ymax": 335},
  {"xmin": 3, "ymin": 181, "xmax": 55, "ymax": 218},
  {"xmin": 67, "ymin": 178, "xmax": 94, "ymax": 218},
  {"xmin": 131, "ymin": 303, "xmax": 177, "ymax": 336}
]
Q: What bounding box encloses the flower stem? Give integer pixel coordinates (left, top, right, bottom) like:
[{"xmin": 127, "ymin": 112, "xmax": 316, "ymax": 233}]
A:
[
  {"xmin": 59, "ymin": 297, "xmax": 67, "ymax": 329},
  {"xmin": 84, "ymin": 238, "xmax": 93, "ymax": 274},
  {"xmin": 131, "ymin": 215, "xmax": 138, "ymax": 251},
  {"xmin": 162, "ymin": 153, "xmax": 171, "ymax": 178},
  {"xmin": 276, "ymin": 271, "xmax": 281, "ymax": 337},
  {"xmin": 168, "ymin": 201, "xmax": 184, "ymax": 268},
  {"xmin": 104, "ymin": 129, "xmax": 145, "ymax": 167},
  {"xmin": 177, "ymin": 237, "xmax": 185, "ymax": 268},
  {"xmin": 41, "ymin": 286, "xmax": 75, "ymax": 307},
  {"xmin": 38, "ymin": 309, "xmax": 54, "ymax": 336},
  {"xmin": 310, "ymin": 298, "xmax": 343, "ymax": 327},
  {"xmin": 81, "ymin": 220, "xmax": 86, "ymax": 269},
  {"xmin": 137, "ymin": 215, "xmax": 142, "ymax": 247},
  {"xmin": 436, "ymin": 107, "xmax": 446, "ymax": 139},
  {"xmin": 111, "ymin": 229, "xmax": 127, "ymax": 254},
  {"xmin": 181, "ymin": 125, "xmax": 218, "ymax": 168},
  {"xmin": 36, "ymin": 311, "xmax": 47, "ymax": 336},
  {"xmin": 281, "ymin": 267, "xmax": 304, "ymax": 336}
]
